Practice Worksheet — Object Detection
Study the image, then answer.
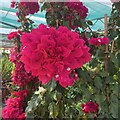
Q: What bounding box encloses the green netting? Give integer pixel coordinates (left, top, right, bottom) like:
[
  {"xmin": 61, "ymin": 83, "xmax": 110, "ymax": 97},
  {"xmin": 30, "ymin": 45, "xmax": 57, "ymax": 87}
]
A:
[{"xmin": 0, "ymin": 0, "xmax": 112, "ymax": 30}]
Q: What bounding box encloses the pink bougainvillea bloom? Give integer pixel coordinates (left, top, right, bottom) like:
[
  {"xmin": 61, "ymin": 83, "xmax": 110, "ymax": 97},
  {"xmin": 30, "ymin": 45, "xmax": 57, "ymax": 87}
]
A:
[
  {"xmin": 17, "ymin": 19, "xmax": 20, "ymax": 22},
  {"xmin": 20, "ymin": 0, "xmax": 39, "ymax": 15},
  {"xmin": 2, "ymin": 90, "xmax": 27, "ymax": 120},
  {"xmin": 102, "ymin": 37, "xmax": 109, "ymax": 45},
  {"xmin": 5, "ymin": 97, "xmax": 24, "ymax": 108},
  {"xmin": 9, "ymin": 46, "xmax": 21, "ymax": 63},
  {"xmin": 16, "ymin": 12, "xmax": 19, "ymax": 16},
  {"xmin": 8, "ymin": 31, "xmax": 18, "ymax": 40},
  {"xmin": 89, "ymin": 37, "xmax": 109, "ymax": 46},
  {"xmin": 82, "ymin": 101, "xmax": 99, "ymax": 113},
  {"xmin": 18, "ymin": 113, "xmax": 26, "ymax": 120},
  {"xmin": 10, "ymin": 0, "xmax": 15, "ymax": 8},
  {"xmin": 18, "ymin": 29, "xmax": 22, "ymax": 34},
  {"xmin": 12, "ymin": 61, "xmax": 39, "ymax": 87},
  {"xmin": 65, "ymin": 1, "xmax": 88, "ymax": 19},
  {"xmin": 2, "ymin": 106, "xmax": 23, "ymax": 120},
  {"xmin": 13, "ymin": 90, "xmax": 29, "ymax": 99},
  {"xmin": 10, "ymin": 46, "xmax": 39, "ymax": 87},
  {"xmin": 110, "ymin": 0, "xmax": 116, "ymax": 2},
  {"xmin": 46, "ymin": 1, "xmax": 88, "ymax": 29},
  {"xmin": 64, "ymin": 1, "xmax": 88, "ymax": 29},
  {"xmin": 20, "ymin": 24, "xmax": 91, "ymax": 88}
]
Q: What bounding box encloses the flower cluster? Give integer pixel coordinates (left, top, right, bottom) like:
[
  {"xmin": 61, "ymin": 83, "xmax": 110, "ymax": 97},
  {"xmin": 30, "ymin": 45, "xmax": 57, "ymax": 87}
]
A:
[
  {"xmin": 8, "ymin": 31, "xmax": 18, "ymax": 40},
  {"xmin": 82, "ymin": 101, "xmax": 99, "ymax": 113},
  {"xmin": 8, "ymin": 30, "xmax": 21, "ymax": 40},
  {"xmin": 10, "ymin": 0, "xmax": 39, "ymax": 22},
  {"xmin": 19, "ymin": 0, "xmax": 39, "ymax": 15},
  {"xmin": 10, "ymin": 46, "xmax": 39, "ymax": 87},
  {"xmin": 2, "ymin": 90, "xmax": 28, "ymax": 120},
  {"xmin": 88, "ymin": 37, "xmax": 109, "ymax": 47},
  {"xmin": 20, "ymin": 24, "xmax": 91, "ymax": 87},
  {"xmin": 66, "ymin": 0, "xmax": 88, "ymax": 19},
  {"xmin": 9, "ymin": 46, "xmax": 21, "ymax": 64},
  {"xmin": 45, "ymin": 0, "xmax": 88, "ymax": 29},
  {"xmin": 13, "ymin": 90, "xmax": 29, "ymax": 98},
  {"xmin": 12, "ymin": 61, "xmax": 39, "ymax": 87},
  {"xmin": 10, "ymin": 0, "xmax": 15, "ymax": 8},
  {"xmin": 10, "ymin": 0, "xmax": 39, "ymax": 15}
]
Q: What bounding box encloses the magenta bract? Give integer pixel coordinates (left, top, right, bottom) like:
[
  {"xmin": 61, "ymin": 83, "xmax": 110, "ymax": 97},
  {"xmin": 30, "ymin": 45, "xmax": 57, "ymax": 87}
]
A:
[{"xmin": 20, "ymin": 24, "xmax": 91, "ymax": 88}]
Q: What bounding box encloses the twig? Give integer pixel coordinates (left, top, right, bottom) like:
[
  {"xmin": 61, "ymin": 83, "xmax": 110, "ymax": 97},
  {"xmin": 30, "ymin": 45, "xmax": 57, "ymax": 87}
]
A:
[
  {"xmin": 111, "ymin": 25, "xmax": 116, "ymax": 53},
  {"xmin": 56, "ymin": 19, "xmax": 59, "ymax": 28},
  {"xmin": 111, "ymin": 40, "xmax": 115, "ymax": 53}
]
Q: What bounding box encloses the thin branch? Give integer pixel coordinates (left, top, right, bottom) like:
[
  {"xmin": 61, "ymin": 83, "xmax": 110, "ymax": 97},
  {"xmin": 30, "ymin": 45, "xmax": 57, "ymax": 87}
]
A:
[{"xmin": 0, "ymin": 21, "xmax": 18, "ymax": 29}]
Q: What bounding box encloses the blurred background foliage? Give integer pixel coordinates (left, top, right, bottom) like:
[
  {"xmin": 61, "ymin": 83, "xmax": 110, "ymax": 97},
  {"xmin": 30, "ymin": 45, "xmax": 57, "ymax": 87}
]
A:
[{"xmin": 1, "ymin": 49, "xmax": 14, "ymax": 102}]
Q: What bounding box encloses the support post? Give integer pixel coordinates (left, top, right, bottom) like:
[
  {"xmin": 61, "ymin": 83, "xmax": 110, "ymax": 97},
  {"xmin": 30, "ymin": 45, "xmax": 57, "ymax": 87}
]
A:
[{"xmin": 104, "ymin": 14, "xmax": 108, "ymax": 72}]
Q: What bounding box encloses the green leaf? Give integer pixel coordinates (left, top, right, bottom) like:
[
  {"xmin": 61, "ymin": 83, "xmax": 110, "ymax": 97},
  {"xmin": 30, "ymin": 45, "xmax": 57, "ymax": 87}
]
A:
[
  {"xmin": 45, "ymin": 78, "xmax": 56, "ymax": 92},
  {"xmin": 53, "ymin": 91, "xmax": 62, "ymax": 101},
  {"xmin": 87, "ymin": 20, "xmax": 93, "ymax": 25},
  {"xmin": 77, "ymin": 68, "xmax": 92, "ymax": 82},
  {"xmin": 25, "ymin": 94, "xmax": 42, "ymax": 114},
  {"xmin": 110, "ymin": 53, "xmax": 118, "ymax": 67},
  {"xmin": 48, "ymin": 102, "xmax": 59, "ymax": 118},
  {"xmin": 76, "ymin": 103, "xmax": 82, "ymax": 113},
  {"xmin": 95, "ymin": 94, "xmax": 106, "ymax": 104},
  {"xmin": 100, "ymin": 71, "xmax": 108, "ymax": 78},
  {"xmin": 108, "ymin": 60, "xmax": 118, "ymax": 75},
  {"xmin": 117, "ymin": 52, "xmax": 120, "ymax": 67},
  {"xmin": 41, "ymin": 3, "xmax": 51, "ymax": 12},
  {"xmin": 109, "ymin": 102, "xmax": 118, "ymax": 118},
  {"xmin": 111, "ymin": 84, "xmax": 119, "ymax": 96},
  {"xmin": 63, "ymin": 21, "xmax": 70, "ymax": 29},
  {"xmin": 110, "ymin": 94, "xmax": 118, "ymax": 103},
  {"xmin": 89, "ymin": 58, "xmax": 98, "ymax": 68},
  {"xmin": 109, "ymin": 29, "xmax": 117, "ymax": 40},
  {"xmin": 56, "ymin": 82, "xmax": 65, "ymax": 93},
  {"xmin": 74, "ymin": 14, "xmax": 79, "ymax": 19},
  {"xmin": 86, "ymin": 32, "xmax": 91, "ymax": 39},
  {"xmin": 83, "ymin": 89, "xmax": 92, "ymax": 100},
  {"xmin": 26, "ymin": 113, "xmax": 34, "ymax": 119},
  {"xmin": 94, "ymin": 77, "xmax": 103, "ymax": 89}
]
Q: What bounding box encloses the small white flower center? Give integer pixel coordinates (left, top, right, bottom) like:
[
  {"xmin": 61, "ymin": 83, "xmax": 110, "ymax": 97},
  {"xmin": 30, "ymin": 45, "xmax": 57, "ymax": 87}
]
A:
[
  {"xmin": 47, "ymin": 26, "xmax": 50, "ymax": 28},
  {"xmin": 98, "ymin": 39, "xmax": 101, "ymax": 42},
  {"xmin": 23, "ymin": 46, "xmax": 26, "ymax": 49},
  {"xmin": 75, "ymin": 74, "xmax": 78, "ymax": 78},
  {"xmin": 67, "ymin": 67, "xmax": 71, "ymax": 71},
  {"xmin": 55, "ymin": 74, "xmax": 59, "ymax": 78}
]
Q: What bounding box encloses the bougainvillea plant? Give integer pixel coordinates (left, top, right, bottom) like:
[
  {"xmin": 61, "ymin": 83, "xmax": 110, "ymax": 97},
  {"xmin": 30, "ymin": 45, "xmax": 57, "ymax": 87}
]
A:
[
  {"xmin": 42, "ymin": 0, "xmax": 88, "ymax": 29},
  {"xmin": 20, "ymin": 24, "xmax": 91, "ymax": 87},
  {"xmin": 2, "ymin": 0, "xmax": 119, "ymax": 119},
  {"xmin": 2, "ymin": 90, "xmax": 28, "ymax": 119}
]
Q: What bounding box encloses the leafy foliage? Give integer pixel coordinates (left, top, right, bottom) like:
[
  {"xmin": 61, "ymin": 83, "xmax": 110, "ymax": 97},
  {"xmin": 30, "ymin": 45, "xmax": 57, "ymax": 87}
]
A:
[
  {"xmin": 2, "ymin": 51, "xmax": 14, "ymax": 102},
  {"xmin": 2, "ymin": 52, "xmax": 13, "ymax": 84},
  {"xmin": 3, "ymin": 1, "xmax": 119, "ymax": 120},
  {"xmin": 25, "ymin": 2, "xmax": 120, "ymax": 119}
]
